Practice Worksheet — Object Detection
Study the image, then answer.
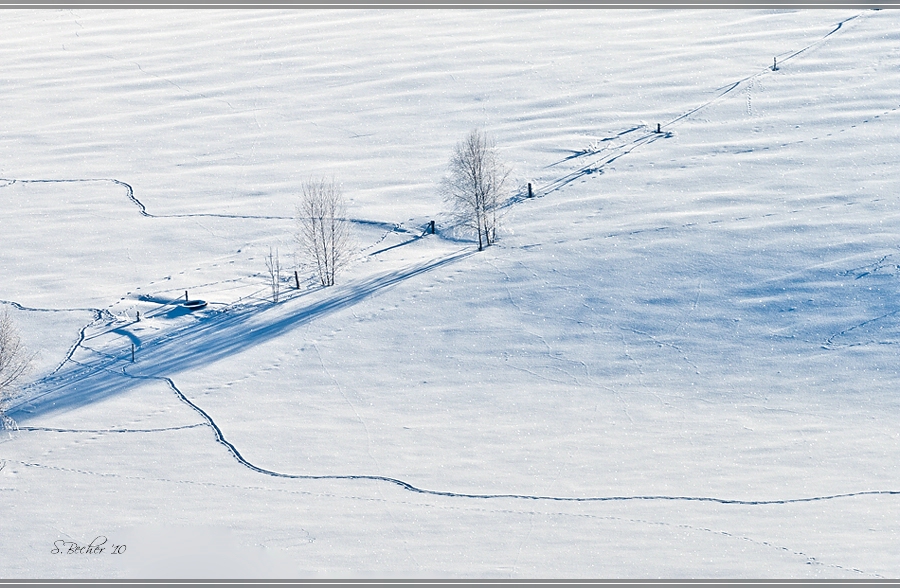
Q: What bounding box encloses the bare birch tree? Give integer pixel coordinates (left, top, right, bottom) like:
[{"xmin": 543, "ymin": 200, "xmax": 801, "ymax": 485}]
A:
[
  {"xmin": 295, "ymin": 179, "xmax": 352, "ymax": 287},
  {"xmin": 0, "ymin": 309, "xmax": 32, "ymax": 430},
  {"xmin": 265, "ymin": 247, "xmax": 282, "ymax": 303},
  {"xmin": 442, "ymin": 129, "xmax": 511, "ymax": 251}
]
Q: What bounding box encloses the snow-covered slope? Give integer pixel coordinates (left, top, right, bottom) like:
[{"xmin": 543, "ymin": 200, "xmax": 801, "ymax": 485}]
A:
[{"xmin": 1, "ymin": 8, "xmax": 899, "ymax": 578}]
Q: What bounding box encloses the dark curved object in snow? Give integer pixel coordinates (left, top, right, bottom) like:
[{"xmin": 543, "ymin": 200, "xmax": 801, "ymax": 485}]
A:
[{"xmin": 183, "ymin": 300, "xmax": 207, "ymax": 310}]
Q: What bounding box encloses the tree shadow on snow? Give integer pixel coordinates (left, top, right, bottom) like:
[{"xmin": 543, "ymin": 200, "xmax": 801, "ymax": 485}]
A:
[{"xmin": 9, "ymin": 250, "xmax": 474, "ymax": 421}]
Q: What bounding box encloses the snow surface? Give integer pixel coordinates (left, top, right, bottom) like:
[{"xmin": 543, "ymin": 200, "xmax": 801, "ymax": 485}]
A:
[{"xmin": 1, "ymin": 8, "xmax": 900, "ymax": 578}]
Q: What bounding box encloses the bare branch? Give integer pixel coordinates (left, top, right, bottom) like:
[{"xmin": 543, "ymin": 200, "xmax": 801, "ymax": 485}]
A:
[
  {"xmin": 265, "ymin": 247, "xmax": 282, "ymax": 303},
  {"xmin": 0, "ymin": 309, "xmax": 32, "ymax": 430},
  {"xmin": 295, "ymin": 179, "xmax": 353, "ymax": 287},
  {"xmin": 441, "ymin": 129, "xmax": 511, "ymax": 251}
]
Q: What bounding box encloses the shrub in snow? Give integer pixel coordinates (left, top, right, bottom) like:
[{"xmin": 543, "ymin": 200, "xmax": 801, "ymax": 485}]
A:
[{"xmin": 265, "ymin": 247, "xmax": 282, "ymax": 303}]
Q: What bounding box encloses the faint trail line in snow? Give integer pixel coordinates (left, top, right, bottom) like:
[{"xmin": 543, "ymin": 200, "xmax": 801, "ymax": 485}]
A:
[
  {"xmin": 36, "ymin": 328, "xmax": 898, "ymax": 508},
  {"xmin": 531, "ymin": 130, "xmax": 667, "ymax": 198},
  {"xmin": 0, "ymin": 300, "xmax": 109, "ymax": 383},
  {"xmin": 2, "ymin": 454, "xmax": 894, "ymax": 575},
  {"xmin": 0, "ymin": 299, "xmax": 100, "ymax": 315},
  {"xmin": 594, "ymin": 192, "xmax": 892, "ymax": 250},
  {"xmin": 0, "ymin": 302, "xmax": 113, "ymax": 385},
  {"xmin": 840, "ymin": 253, "xmax": 898, "ymax": 281},
  {"xmin": 624, "ymin": 325, "xmax": 700, "ymax": 376},
  {"xmin": 313, "ymin": 342, "xmax": 381, "ymax": 472},
  {"xmin": 99, "ymin": 52, "xmax": 239, "ymax": 112},
  {"xmin": 556, "ymin": 512, "xmax": 882, "ymax": 578},
  {"xmin": 512, "ymin": 513, "xmax": 535, "ymax": 575},
  {"xmin": 0, "ymin": 178, "xmax": 292, "ymax": 221},
  {"xmin": 667, "ymin": 12, "xmax": 867, "ymax": 131},
  {"xmin": 617, "ymin": 330, "xmax": 665, "ymax": 408},
  {"xmin": 8, "ymin": 250, "xmax": 475, "ymax": 419},
  {"xmin": 525, "ymin": 11, "xmax": 871, "ymax": 202},
  {"xmin": 104, "ymin": 366, "xmax": 900, "ymax": 506},
  {"xmin": 0, "ymin": 456, "xmax": 883, "ymax": 577},
  {"xmin": 1, "ymin": 178, "xmax": 421, "ymax": 242},
  {"xmin": 16, "ymin": 424, "xmax": 205, "ymax": 434},
  {"xmin": 823, "ymin": 309, "xmax": 900, "ymax": 349},
  {"xmin": 408, "ymin": 500, "xmax": 883, "ymax": 578}
]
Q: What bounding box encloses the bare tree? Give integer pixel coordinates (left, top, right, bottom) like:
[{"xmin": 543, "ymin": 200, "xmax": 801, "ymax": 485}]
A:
[
  {"xmin": 442, "ymin": 129, "xmax": 511, "ymax": 251},
  {"xmin": 265, "ymin": 247, "xmax": 282, "ymax": 303},
  {"xmin": 295, "ymin": 179, "xmax": 352, "ymax": 287},
  {"xmin": 0, "ymin": 309, "xmax": 32, "ymax": 430}
]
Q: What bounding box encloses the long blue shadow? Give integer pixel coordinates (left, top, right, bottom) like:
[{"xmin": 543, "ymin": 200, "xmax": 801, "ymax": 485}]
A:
[{"xmin": 10, "ymin": 250, "xmax": 473, "ymax": 421}]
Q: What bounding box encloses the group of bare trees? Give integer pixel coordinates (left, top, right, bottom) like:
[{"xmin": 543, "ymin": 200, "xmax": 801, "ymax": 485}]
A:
[
  {"xmin": 263, "ymin": 179, "xmax": 351, "ymax": 303},
  {"xmin": 0, "ymin": 310, "xmax": 31, "ymax": 430},
  {"xmin": 267, "ymin": 128, "xmax": 509, "ymax": 302}
]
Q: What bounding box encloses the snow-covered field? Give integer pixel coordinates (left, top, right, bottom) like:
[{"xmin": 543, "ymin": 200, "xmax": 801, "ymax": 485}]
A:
[{"xmin": 1, "ymin": 8, "xmax": 899, "ymax": 578}]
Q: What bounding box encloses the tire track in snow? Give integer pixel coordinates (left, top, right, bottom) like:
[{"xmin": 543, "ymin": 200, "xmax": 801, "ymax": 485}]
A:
[
  {"xmin": 0, "ymin": 455, "xmax": 881, "ymax": 576},
  {"xmin": 404, "ymin": 499, "xmax": 884, "ymax": 578},
  {"xmin": 0, "ymin": 299, "xmax": 99, "ymax": 315},
  {"xmin": 525, "ymin": 11, "xmax": 870, "ymax": 201},
  {"xmin": 1, "ymin": 177, "xmax": 420, "ymax": 401},
  {"xmin": 666, "ymin": 12, "xmax": 866, "ymax": 130},
  {"xmin": 0, "ymin": 300, "xmax": 113, "ymax": 393},
  {"xmin": 16, "ymin": 423, "xmax": 204, "ymax": 434},
  {"xmin": 3, "ymin": 8, "xmax": 892, "ymax": 517},
  {"xmin": 0, "ymin": 12, "xmax": 876, "ymax": 249},
  {"xmin": 2, "ymin": 177, "xmax": 416, "ymax": 233},
  {"xmin": 531, "ymin": 129, "xmax": 668, "ymax": 197},
  {"xmin": 595, "ymin": 189, "xmax": 896, "ymax": 248},
  {"xmin": 128, "ymin": 365, "xmax": 900, "ymax": 508},
  {"xmin": 1, "ymin": 176, "xmax": 421, "ymax": 265},
  {"xmin": 0, "ymin": 178, "xmax": 291, "ymax": 221},
  {"xmin": 822, "ymin": 309, "xmax": 900, "ymax": 350},
  {"xmin": 19, "ymin": 328, "xmax": 878, "ymax": 512}
]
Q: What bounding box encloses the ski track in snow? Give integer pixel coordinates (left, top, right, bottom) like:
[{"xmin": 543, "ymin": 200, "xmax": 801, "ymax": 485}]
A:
[
  {"xmin": 15, "ymin": 423, "xmax": 205, "ymax": 434},
  {"xmin": 0, "ymin": 454, "xmax": 883, "ymax": 577},
  {"xmin": 7, "ymin": 292, "xmax": 899, "ymax": 513},
  {"xmin": 3, "ymin": 12, "xmax": 898, "ymax": 557},
  {"xmin": 409, "ymin": 500, "xmax": 884, "ymax": 578},
  {"xmin": 10, "ymin": 353, "xmax": 900, "ymax": 509},
  {"xmin": 521, "ymin": 10, "xmax": 874, "ymax": 202}
]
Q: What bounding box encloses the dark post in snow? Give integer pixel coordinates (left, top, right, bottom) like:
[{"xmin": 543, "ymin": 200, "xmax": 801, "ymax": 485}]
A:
[
  {"xmin": 772, "ymin": 57, "xmax": 778, "ymax": 71},
  {"xmin": 294, "ymin": 270, "xmax": 300, "ymax": 289},
  {"xmin": 136, "ymin": 311, "xmax": 140, "ymax": 322},
  {"xmin": 429, "ymin": 220, "xmax": 435, "ymax": 234},
  {"xmin": 527, "ymin": 183, "xmax": 533, "ymax": 198},
  {"xmin": 131, "ymin": 343, "xmax": 135, "ymax": 363},
  {"xmin": 656, "ymin": 123, "xmax": 661, "ymax": 134},
  {"xmin": 184, "ymin": 290, "xmax": 189, "ymax": 302}
]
